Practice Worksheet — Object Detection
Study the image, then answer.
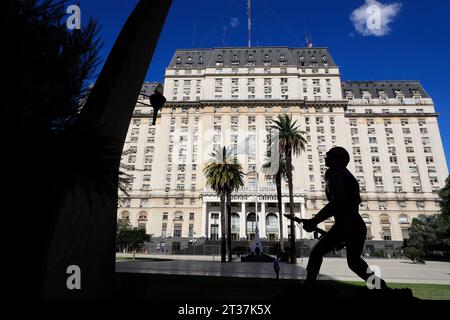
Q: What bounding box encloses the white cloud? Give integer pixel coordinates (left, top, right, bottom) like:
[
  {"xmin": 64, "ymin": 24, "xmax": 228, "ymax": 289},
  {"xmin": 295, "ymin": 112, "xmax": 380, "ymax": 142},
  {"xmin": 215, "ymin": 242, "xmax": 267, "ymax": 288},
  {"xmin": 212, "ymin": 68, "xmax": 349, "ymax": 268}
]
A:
[
  {"xmin": 350, "ymin": 0, "xmax": 402, "ymax": 37},
  {"xmin": 230, "ymin": 17, "xmax": 239, "ymax": 28}
]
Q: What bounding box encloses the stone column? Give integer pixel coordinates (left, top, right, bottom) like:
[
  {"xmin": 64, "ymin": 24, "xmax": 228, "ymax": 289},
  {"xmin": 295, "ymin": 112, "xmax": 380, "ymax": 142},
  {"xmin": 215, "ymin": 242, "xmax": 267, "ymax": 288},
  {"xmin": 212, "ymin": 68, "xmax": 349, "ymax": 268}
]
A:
[
  {"xmin": 218, "ymin": 211, "xmax": 222, "ymax": 241},
  {"xmin": 299, "ymin": 199, "xmax": 306, "ymax": 239},
  {"xmin": 202, "ymin": 201, "xmax": 208, "ymax": 238},
  {"xmin": 299, "ymin": 201, "xmax": 305, "ymax": 219},
  {"xmin": 260, "ymin": 202, "xmax": 266, "ymax": 239},
  {"xmin": 240, "ymin": 202, "xmax": 246, "ymax": 239},
  {"xmin": 295, "ymin": 202, "xmax": 301, "ymax": 239}
]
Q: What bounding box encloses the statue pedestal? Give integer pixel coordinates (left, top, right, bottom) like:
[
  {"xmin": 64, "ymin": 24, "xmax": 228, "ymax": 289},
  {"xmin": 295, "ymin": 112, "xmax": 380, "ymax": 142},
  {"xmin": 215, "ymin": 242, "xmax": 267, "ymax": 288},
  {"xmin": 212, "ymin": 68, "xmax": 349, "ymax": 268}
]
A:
[{"xmin": 241, "ymin": 251, "xmax": 274, "ymax": 262}]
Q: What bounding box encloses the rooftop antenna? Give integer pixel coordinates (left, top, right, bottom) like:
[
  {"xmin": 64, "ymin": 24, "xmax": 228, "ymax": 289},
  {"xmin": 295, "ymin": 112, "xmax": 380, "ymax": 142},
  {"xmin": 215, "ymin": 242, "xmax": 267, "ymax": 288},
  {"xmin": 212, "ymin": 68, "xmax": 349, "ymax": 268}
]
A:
[
  {"xmin": 306, "ymin": 33, "xmax": 313, "ymax": 48},
  {"xmin": 304, "ymin": 21, "xmax": 313, "ymax": 48},
  {"xmin": 247, "ymin": 0, "xmax": 251, "ymax": 47},
  {"xmin": 222, "ymin": 26, "xmax": 228, "ymax": 46}
]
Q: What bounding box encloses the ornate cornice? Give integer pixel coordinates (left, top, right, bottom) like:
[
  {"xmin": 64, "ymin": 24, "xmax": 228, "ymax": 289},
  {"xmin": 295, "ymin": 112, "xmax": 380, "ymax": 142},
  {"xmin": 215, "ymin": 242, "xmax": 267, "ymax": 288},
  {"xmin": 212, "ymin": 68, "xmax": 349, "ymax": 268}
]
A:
[
  {"xmin": 345, "ymin": 112, "xmax": 439, "ymax": 118},
  {"xmin": 163, "ymin": 99, "xmax": 348, "ymax": 109}
]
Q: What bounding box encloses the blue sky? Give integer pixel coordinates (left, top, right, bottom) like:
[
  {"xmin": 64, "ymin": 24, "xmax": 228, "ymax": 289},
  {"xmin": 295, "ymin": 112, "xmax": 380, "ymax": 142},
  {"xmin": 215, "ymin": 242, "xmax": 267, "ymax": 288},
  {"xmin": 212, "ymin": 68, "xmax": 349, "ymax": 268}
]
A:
[{"xmin": 77, "ymin": 0, "xmax": 449, "ymax": 165}]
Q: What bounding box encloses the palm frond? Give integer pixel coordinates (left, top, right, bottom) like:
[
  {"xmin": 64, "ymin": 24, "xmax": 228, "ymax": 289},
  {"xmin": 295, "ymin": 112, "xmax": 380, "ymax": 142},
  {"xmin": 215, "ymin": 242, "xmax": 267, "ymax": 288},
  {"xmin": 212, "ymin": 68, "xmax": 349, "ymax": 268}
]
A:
[{"xmin": 271, "ymin": 114, "xmax": 307, "ymax": 157}]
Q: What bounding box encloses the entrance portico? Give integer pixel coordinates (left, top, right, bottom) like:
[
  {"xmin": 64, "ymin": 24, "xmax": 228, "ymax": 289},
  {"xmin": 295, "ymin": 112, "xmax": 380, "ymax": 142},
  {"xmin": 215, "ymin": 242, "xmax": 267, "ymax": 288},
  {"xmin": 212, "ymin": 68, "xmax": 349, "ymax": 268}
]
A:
[{"xmin": 201, "ymin": 188, "xmax": 306, "ymax": 241}]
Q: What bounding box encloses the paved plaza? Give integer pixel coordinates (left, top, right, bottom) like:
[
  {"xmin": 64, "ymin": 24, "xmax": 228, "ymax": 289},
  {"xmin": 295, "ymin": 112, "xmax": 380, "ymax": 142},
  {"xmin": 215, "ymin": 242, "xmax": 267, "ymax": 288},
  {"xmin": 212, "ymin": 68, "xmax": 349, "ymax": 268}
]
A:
[{"xmin": 116, "ymin": 253, "xmax": 450, "ymax": 284}]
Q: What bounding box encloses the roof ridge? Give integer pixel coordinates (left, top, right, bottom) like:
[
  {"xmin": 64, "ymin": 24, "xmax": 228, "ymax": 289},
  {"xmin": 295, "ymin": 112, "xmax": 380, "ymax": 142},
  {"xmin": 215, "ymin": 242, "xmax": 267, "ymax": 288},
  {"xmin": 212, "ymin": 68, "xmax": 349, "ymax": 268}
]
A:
[
  {"xmin": 173, "ymin": 46, "xmax": 331, "ymax": 51},
  {"xmin": 343, "ymin": 80, "xmax": 422, "ymax": 83}
]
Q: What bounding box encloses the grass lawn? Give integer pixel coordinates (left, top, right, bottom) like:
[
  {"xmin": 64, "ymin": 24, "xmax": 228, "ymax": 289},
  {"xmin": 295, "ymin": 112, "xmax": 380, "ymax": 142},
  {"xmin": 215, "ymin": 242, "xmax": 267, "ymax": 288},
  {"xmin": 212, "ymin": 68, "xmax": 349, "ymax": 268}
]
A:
[
  {"xmin": 343, "ymin": 280, "xmax": 450, "ymax": 300},
  {"xmin": 115, "ymin": 273, "xmax": 450, "ymax": 301}
]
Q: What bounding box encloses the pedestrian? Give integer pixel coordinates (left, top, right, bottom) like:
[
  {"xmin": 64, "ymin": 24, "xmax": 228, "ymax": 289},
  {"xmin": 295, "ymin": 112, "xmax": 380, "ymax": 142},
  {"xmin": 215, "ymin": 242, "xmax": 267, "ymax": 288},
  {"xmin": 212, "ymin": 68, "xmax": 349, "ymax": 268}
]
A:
[{"xmin": 273, "ymin": 254, "xmax": 281, "ymax": 279}]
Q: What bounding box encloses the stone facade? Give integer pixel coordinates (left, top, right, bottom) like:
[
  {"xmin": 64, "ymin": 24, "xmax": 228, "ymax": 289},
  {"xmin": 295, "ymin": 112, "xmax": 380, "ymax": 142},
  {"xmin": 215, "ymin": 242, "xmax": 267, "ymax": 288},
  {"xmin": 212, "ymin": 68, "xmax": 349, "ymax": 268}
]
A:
[{"xmin": 117, "ymin": 46, "xmax": 448, "ymax": 246}]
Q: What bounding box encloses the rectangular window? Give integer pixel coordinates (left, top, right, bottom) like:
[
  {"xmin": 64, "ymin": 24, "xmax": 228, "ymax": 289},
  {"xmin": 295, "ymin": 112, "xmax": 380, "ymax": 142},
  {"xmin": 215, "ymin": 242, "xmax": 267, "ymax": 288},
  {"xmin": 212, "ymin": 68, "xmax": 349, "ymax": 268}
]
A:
[
  {"xmin": 173, "ymin": 225, "xmax": 182, "ymax": 238},
  {"xmin": 382, "ymin": 228, "xmax": 392, "ymax": 241}
]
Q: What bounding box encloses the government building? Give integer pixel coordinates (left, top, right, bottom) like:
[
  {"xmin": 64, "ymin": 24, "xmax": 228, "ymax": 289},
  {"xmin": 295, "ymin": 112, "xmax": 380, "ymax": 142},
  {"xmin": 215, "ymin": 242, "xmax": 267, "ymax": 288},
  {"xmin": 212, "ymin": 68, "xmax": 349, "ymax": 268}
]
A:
[{"xmin": 117, "ymin": 45, "xmax": 448, "ymax": 254}]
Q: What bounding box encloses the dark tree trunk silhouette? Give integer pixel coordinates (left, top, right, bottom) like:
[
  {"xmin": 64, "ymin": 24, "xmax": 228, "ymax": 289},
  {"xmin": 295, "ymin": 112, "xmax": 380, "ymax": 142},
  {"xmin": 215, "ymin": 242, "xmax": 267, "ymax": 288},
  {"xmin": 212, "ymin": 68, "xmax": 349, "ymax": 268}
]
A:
[
  {"xmin": 227, "ymin": 193, "xmax": 232, "ymax": 261},
  {"xmin": 275, "ymin": 171, "xmax": 284, "ymax": 252},
  {"xmin": 43, "ymin": 0, "xmax": 172, "ymax": 298},
  {"xmin": 286, "ymin": 146, "xmax": 297, "ymax": 264}
]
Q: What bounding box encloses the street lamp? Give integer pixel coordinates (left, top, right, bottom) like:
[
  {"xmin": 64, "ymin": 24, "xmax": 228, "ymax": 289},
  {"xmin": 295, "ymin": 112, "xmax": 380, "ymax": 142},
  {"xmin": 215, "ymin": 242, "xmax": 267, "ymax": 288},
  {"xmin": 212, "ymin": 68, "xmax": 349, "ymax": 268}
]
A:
[
  {"xmin": 138, "ymin": 84, "xmax": 166, "ymax": 125},
  {"xmin": 149, "ymin": 84, "xmax": 166, "ymax": 125}
]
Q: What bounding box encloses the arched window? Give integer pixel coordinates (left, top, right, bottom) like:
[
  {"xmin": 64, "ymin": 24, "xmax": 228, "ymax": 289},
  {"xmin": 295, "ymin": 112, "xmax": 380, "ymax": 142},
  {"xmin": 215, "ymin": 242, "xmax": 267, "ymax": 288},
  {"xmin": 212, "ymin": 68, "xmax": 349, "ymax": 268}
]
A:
[
  {"xmin": 231, "ymin": 213, "xmax": 240, "ymax": 232},
  {"xmin": 247, "ymin": 213, "xmax": 256, "ymax": 234},
  {"xmin": 174, "ymin": 211, "xmax": 183, "ymax": 221},
  {"xmin": 399, "ymin": 214, "xmax": 409, "ymax": 224},
  {"xmin": 380, "ymin": 214, "xmax": 390, "ymax": 224},
  {"xmin": 138, "ymin": 211, "xmax": 148, "ymax": 230},
  {"xmin": 265, "ymin": 213, "xmax": 278, "ymax": 232},
  {"xmin": 362, "ymin": 214, "xmax": 371, "ymax": 224},
  {"xmin": 120, "ymin": 211, "xmax": 130, "ymax": 220},
  {"xmin": 138, "ymin": 211, "xmax": 148, "ymax": 221}
]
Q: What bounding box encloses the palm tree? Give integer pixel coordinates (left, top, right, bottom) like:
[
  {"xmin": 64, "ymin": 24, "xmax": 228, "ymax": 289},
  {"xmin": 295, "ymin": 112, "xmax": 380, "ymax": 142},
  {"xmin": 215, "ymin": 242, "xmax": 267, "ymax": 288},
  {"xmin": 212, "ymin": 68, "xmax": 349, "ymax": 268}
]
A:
[
  {"xmin": 203, "ymin": 146, "xmax": 244, "ymax": 262},
  {"xmin": 272, "ymin": 115, "xmax": 307, "ymax": 264},
  {"xmin": 262, "ymin": 155, "xmax": 288, "ymax": 253}
]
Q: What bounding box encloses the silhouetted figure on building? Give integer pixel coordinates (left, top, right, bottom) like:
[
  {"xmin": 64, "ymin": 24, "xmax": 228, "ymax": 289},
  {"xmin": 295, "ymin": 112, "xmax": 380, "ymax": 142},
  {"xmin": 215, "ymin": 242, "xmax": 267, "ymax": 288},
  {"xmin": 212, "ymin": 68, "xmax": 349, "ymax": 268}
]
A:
[
  {"xmin": 150, "ymin": 84, "xmax": 166, "ymax": 125},
  {"xmin": 290, "ymin": 147, "xmax": 387, "ymax": 288}
]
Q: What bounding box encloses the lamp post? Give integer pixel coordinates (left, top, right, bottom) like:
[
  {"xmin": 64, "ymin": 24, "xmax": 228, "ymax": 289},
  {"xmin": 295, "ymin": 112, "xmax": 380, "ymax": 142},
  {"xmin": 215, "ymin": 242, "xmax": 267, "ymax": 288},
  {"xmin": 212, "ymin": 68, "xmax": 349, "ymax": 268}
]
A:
[
  {"xmin": 248, "ymin": 170, "xmax": 263, "ymax": 255},
  {"xmin": 139, "ymin": 84, "xmax": 166, "ymax": 125}
]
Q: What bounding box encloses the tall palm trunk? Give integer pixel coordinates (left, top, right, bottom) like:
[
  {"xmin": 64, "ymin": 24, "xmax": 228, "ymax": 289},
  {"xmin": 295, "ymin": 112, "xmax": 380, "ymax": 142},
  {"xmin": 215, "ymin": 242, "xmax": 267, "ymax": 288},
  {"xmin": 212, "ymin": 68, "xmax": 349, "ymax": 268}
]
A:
[
  {"xmin": 275, "ymin": 171, "xmax": 284, "ymax": 252},
  {"xmin": 220, "ymin": 193, "xmax": 226, "ymax": 262},
  {"xmin": 286, "ymin": 147, "xmax": 297, "ymax": 264},
  {"xmin": 226, "ymin": 193, "xmax": 232, "ymax": 261}
]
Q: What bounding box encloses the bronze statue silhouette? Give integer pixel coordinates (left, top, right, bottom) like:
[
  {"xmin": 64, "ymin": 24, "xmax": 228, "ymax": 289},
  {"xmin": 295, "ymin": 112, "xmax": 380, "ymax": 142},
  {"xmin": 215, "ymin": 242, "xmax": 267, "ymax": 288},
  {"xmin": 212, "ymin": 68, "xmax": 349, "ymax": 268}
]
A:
[{"xmin": 286, "ymin": 147, "xmax": 387, "ymax": 289}]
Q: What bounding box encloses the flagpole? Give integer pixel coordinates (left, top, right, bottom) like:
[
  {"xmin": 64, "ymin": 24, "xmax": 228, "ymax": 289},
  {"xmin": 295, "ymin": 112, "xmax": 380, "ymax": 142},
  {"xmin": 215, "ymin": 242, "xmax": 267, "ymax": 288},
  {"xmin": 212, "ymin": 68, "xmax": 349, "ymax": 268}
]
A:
[{"xmin": 247, "ymin": 0, "xmax": 251, "ymax": 47}]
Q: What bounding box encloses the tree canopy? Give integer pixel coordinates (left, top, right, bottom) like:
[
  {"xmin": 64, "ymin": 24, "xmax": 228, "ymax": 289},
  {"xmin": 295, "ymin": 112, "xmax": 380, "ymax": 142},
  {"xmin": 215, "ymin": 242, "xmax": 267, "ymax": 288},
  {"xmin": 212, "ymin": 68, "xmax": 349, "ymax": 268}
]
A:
[
  {"xmin": 116, "ymin": 219, "xmax": 151, "ymax": 253},
  {"xmin": 404, "ymin": 175, "xmax": 450, "ymax": 263}
]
